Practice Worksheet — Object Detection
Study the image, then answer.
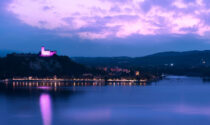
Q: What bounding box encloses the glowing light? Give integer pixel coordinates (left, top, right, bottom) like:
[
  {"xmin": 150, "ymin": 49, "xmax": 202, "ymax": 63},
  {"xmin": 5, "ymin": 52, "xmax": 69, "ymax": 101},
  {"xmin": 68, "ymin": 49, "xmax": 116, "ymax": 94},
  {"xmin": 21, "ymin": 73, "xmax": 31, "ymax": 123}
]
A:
[
  {"xmin": 135, "ymin": 71, "xmax": 140, "ymax": 76},
  {"xmin": 40, "ymin": 47, "xmax": 56, "ymax": 57},
  {"xmin": 40, "ymin": 94, "xmax": 52, "ymax": 125}
]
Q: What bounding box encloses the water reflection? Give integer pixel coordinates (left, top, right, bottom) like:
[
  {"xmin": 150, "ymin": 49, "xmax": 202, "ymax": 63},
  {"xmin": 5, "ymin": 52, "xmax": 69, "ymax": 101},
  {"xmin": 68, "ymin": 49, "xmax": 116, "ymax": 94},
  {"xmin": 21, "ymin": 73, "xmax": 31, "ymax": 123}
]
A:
[
  {"xmin": 173, "ymin": 104, "xmax": 210, "ymax": 115},
  {"xmin": 40, "ymin": 94, "xmax": 52, "ymax": 125},
  {"xmin": 1, "ymin": 76, "xmax": 210, "ymax": 125}
]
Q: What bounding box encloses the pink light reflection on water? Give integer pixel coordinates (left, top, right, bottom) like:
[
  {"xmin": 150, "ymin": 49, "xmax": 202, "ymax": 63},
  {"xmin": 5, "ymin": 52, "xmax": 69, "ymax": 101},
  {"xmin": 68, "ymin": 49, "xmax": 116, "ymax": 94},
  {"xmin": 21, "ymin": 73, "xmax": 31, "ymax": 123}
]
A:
[
  {"xmin": 40, "ymin": 94, "xmax": 52, "ymax": 125},
  {"xmin": 38, "ymin": 87, "xmax": 52, "ymax": 90}
]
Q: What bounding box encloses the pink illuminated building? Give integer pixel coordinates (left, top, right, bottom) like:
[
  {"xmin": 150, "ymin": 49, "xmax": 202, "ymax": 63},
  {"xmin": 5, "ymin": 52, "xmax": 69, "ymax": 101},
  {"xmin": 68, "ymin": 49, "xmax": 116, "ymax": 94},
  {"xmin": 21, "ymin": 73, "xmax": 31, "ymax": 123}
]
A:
[{"xmin": 40, "ymin": 47, "xmax": 56, "ymax": 57}]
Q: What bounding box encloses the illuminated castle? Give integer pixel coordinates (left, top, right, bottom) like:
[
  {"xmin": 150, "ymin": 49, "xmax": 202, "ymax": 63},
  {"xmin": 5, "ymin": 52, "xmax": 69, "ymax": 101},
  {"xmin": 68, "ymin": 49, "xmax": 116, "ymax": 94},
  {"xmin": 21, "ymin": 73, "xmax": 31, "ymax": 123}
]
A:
[{"xmin": 40, "ymin": 47, "xmax": 56, "ymax": 57}]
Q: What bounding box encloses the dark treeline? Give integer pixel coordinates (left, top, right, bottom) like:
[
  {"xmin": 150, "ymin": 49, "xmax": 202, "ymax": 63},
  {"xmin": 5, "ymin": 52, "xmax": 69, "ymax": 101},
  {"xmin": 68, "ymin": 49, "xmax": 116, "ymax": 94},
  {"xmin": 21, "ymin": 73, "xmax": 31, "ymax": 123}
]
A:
[
  {"xmin": 0, "ymin": 53, "xmax": 91, "ymax": 79},
  {"xmin": 2, "ymin": 50, "xmax": 210, "ymax": 80},
  {"xmin": 0, "ymin": 53, "xmax": 160, "ymax": 81}
]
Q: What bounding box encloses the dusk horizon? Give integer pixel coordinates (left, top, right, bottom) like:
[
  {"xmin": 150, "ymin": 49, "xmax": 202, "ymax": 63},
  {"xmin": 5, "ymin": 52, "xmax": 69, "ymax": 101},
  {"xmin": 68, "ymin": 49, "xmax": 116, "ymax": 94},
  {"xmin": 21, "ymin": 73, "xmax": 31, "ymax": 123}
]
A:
[
  {"xmin": 1, "ymin": 0, "xmax": 210, "ymax": 57},
  {"xmin": 2, "ymin": 1, "xmax": 210, "ymax": 125},
  {"xmin": 2, "ymin": 48, "xmax": 210, "ymax": 57}
]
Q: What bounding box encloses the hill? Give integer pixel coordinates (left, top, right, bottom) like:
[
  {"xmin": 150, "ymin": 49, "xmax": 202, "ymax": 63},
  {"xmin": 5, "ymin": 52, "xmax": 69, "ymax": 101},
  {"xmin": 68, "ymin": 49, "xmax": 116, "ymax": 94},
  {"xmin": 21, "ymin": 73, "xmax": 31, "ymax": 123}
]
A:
[
  {"xmin": 72, "ymin": 50, "xmax": 210, "ymax": 76},
  {"xmin": 72, "ymin": 57, "xmax": 132, "ymax": 67},
  {"xmin": 72, "ymin": 50, "xmax": 210, "ymax": 67},
  {"xmin": 0, "ymin": 53, "xmax": 89, "ymax": 79}
]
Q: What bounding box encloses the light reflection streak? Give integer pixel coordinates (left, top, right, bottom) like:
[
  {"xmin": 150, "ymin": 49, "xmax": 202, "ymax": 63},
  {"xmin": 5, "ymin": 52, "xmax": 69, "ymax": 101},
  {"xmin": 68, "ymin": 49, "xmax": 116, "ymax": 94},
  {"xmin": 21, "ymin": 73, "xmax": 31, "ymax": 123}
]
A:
[
  {"xmin": 154, "ymin": 104, "xmax": 210, "ymax": 116},
  {"xmin": 173, "ymin": 104, "xmax": 210, "ymax": 115},
  {"xmin": 40, "ymin": 94, "xmax": 52, "ymax": 125}
]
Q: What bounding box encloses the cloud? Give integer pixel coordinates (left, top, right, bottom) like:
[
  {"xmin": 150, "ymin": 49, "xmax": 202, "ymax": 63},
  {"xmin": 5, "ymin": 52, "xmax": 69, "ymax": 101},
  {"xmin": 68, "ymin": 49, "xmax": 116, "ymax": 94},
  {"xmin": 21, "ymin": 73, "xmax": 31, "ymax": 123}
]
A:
[{"xmin": 7, "ymin": 0, "xmax": 210, "ymax": 39}]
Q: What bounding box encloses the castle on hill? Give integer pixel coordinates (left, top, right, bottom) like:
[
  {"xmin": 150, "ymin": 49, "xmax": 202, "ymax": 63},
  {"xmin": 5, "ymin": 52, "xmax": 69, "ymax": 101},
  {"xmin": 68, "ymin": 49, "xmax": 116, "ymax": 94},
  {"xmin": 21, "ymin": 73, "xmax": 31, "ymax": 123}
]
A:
[{"xmin": 40, "ymin": 47, "xmax": 56, "ymax": 57}]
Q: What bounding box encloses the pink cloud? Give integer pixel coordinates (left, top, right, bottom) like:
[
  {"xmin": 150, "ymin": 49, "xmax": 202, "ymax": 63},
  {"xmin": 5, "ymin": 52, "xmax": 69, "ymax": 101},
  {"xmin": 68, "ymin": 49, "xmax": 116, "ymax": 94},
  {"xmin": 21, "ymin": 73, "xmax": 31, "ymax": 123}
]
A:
[
  {"xmin": 78, "ymin": 31, "xmax": 113, "ymax": 39},
  {"xmin": 172, "ymin": 0, "xmax": 189, "ymax": 9},
  {"xmin": 7, "ymin": 0, "xmax": 210, "ymax": 39}
]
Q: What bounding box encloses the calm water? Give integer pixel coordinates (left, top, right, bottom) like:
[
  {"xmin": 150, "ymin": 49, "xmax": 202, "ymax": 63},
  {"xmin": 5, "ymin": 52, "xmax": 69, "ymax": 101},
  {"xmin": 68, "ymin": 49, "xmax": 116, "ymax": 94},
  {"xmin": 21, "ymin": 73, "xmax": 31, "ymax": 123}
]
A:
[{"xmin": 1, "ymin": 76, "xmax": 210, "ymax": 125}]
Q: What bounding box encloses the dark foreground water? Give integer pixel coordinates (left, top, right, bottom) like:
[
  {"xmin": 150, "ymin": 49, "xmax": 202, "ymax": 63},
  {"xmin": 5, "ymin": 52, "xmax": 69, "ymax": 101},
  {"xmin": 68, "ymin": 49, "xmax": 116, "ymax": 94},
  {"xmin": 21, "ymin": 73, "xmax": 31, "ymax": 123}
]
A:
[{"xmin": 1, "ymin": 76, "xmax": 210, "ymax": 125}]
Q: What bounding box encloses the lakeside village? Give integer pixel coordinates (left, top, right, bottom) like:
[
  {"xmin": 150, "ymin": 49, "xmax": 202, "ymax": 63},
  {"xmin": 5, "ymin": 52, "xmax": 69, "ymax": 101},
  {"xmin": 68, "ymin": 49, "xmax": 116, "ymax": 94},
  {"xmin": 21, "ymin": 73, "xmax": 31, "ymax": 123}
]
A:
[{"xmin": 0, "ymin": 47, "xmax": 162, "ymax": 84}]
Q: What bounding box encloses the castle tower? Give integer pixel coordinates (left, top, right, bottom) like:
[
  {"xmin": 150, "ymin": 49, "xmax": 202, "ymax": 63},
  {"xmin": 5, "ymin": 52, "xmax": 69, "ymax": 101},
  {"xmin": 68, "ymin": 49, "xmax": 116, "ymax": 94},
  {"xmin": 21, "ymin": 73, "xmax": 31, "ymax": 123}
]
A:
[{"xmin": 40, "ymin": 47, "xmax": 56, "ymax": 57}]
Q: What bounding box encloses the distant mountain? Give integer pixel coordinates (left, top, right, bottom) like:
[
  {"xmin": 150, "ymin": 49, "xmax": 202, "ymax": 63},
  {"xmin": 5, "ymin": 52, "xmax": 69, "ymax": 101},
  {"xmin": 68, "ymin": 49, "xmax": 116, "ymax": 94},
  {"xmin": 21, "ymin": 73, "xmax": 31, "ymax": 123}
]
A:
[
  {"xmin": 133, "ymin": 50, "xmax": 210, "ymax": 67},
  {"xmin": 72, "ymin": 50, "xmax": 210, "ymax": 67},
  {"xmin": 0, "ymin": 53, "xmax": 89, "ymax": 79},
  {"xmin": 72, "ymin": 50, "xmax": 210, "ymax": 76},
  {"xmin": 72, "ymin": 57, "xmax": 132, "ymax": 67}
]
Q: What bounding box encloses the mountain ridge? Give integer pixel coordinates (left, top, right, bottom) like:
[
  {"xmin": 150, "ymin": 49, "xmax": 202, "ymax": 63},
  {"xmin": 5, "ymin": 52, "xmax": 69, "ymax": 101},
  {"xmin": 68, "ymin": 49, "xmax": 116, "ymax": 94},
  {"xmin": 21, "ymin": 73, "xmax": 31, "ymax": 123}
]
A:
[{"xmin": 72, "ymin": 50, "xmax": 210, "ymax": 67}]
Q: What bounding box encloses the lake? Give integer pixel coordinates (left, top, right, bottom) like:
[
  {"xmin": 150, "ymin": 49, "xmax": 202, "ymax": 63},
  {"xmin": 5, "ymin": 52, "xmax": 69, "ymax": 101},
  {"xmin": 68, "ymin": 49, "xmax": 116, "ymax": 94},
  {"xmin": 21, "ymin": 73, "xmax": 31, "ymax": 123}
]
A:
[{"xmin": 1, "ymin": 76, "xmax": 210, "ymax": 125}]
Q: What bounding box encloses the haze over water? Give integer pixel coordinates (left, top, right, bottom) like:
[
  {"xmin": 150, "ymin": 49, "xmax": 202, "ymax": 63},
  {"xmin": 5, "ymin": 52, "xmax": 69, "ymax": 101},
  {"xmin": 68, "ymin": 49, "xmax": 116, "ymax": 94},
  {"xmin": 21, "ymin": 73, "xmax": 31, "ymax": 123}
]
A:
[{"xmin": 1, "ymin": 76, "xmax": 210, "ymax": 125}]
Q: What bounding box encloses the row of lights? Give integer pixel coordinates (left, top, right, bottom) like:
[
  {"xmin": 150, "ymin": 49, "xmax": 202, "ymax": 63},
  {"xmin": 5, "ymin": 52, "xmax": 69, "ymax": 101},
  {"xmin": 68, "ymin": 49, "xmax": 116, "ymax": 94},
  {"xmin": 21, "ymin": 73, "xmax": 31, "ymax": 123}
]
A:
[{"xmin": 9, "ymin": 81, "xmax": 148, "ymax": 87}]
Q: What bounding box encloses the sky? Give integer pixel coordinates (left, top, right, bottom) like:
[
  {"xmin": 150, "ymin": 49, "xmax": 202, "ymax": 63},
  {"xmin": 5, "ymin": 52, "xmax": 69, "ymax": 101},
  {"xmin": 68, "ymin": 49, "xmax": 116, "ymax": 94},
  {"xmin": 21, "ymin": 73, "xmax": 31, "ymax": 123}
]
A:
[{"xmin": 1, "ymin": 0, "xmax": 210, "ymax": 57}]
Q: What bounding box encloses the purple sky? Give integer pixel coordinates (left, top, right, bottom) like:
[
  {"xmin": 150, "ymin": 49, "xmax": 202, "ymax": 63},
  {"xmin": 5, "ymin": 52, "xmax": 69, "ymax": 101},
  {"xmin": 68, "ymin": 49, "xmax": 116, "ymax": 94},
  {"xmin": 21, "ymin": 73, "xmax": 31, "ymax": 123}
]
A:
[{"xmin": 1, "ymin": 0, "xmax": 210, "ymax": 57}]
